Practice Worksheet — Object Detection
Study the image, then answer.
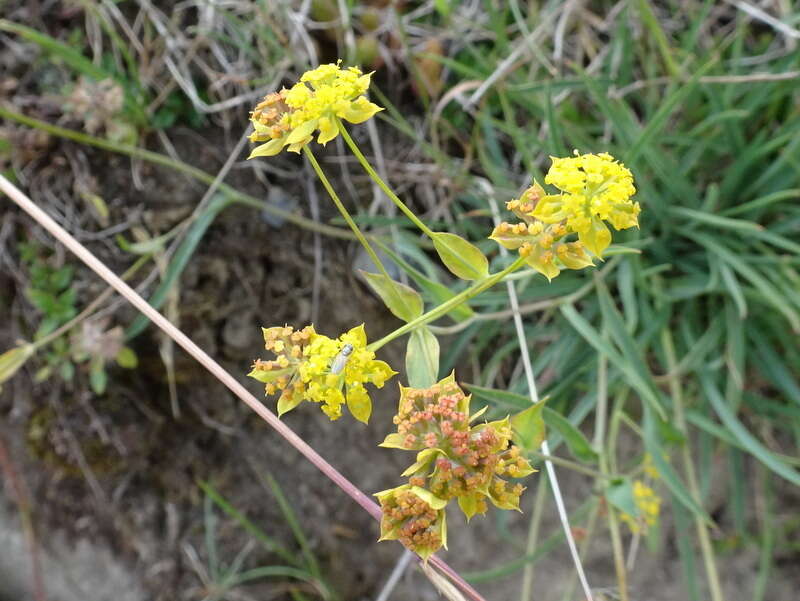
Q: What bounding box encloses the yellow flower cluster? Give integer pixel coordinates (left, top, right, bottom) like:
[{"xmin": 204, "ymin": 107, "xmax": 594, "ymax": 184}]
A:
[
  {"xmin": 377, "ymin": 373, "xmax": 535, "ymax": 559},
  {"xmin": 490, "ymin": 152, "xmax": 640, "ymax": 279},
  {"xmin": 248, "ymin": 62, "xmax": 383, "ymax": 158},
  {"xmin": 620, "ymin": 480, "xmax": 661, "ymax": 534},
  {"xmin": 248, "ymin": 324, "xmax": 396, "ymax": 423},
  {"xmin": 375, "ymin": 485, "xmax": 447, "ymax": 561}
]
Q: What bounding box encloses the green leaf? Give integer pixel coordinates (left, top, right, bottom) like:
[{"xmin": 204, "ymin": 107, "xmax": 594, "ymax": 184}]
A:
[
  {"xmin": 690, "ymin": 233, "xmax": 800, "ymax": 332},
  {"xmin": 405, "ymin": 327, "xmax": 440, "ymax": 388},
  {"xmin": 89, "ymin": 356, "xmax": 107, "ymax": 395},
  {"xmin": 0, "ymin": 344, "xmax": 35, "ymax": 389},
  {"xmin": 510, "ymin": 399, "xmax": 546, "ymax": 451},
  {"xmin": 401, "ymin": 449, "xmax": 440, "ymax": 477},
  {"xmin": 198, "ymin": 481, "xmax": 298, "ymax": 566},
  {"xmin": 463, "ymin": 383, "xmax": 529, "ymax": 411},
  {"xmin": 642, "ymin": 409, "xmax": 713, "ymax": 524},
  {"xmin": 458, "ymin": 492, "xmax": 482, "ymax": 521},
  {"xmin": 360, "ymin": 270, "xmax": 423, "ymax": 323},
  {"xmin": 0, "ymin": 19, "xmax": 112, "ymax": 81},
  {"xmin": 115, "ymin": 346, "xmax": 138, "ymax": 368},
  {"xmin": 434, "ymin": 0, "xmax": 452, "ymax": 17},
  {"xmin": 701, "ymin": 373, "xmax": 800, "ymax": 487},
  {"xmin": 431, "ymin": 232, "xmax": 489, "ymax": 281},
  {"xmin": 542, "ymin": 408, "xmax": 598, "ymax": 463},
  {"xmin": 561, "ymin": 303, "xmax": 666, "ymax": 420},
  {"xmin": 59, "ymin": 361, "xmax": 75, "ymax": 381},
  {"xmin": 27, "ymin": 288, "xmax": 55, "ymax": 314},
  {"xmin": 416, "ymin": 276, "xmax": 474, "ymax": 322},
  {"xmin": 34, "ymin": 365, "xmax": 51, "ymax": 382},
  {"xmin": 372, "ymin": 239, "xmax": 474, "ymax": 322},
  {"xmin": 277, "ymin": 392, "xmax": 303, "ymax": 417},
  {"xmin": 258, "ymin": 472, "xmax": 325, "ymax": 583},
  {"xmin": 605, "ymin": 478, "xmax": 637, "ymax": 516},
  {"xmin": 50, "ymin": 265, "xmax": 74, "ymax": 290},
  {"xmin": 247, "ymin": 366, "xmax": 294, "ymax": 383},
  {"xmin": 379, "ymin": 433, "xmax": 408, "ymax": 449},
  {"xmin": 116, "ymin": 230, "xmax": 174, "ymax": 255},
  {"xmin": 410, "ymin": 485, "xmax": 447, "ymax": 510},
  {"xmin": 594, "ymin": 281, "xmax": 667, "ymax": 419}
]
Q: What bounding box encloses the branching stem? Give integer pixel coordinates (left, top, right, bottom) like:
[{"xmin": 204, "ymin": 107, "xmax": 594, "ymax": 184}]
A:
[
  {"xmin": 368, "ymin": 256, "xmax": 526, "ymax": 351},
  {"xmin": 337, "ymin": 120, "xmax": 435, "ymax": 237},
  {"xmin": 303, "ymin": 146, "xmax": 393, "ymax": 282}
]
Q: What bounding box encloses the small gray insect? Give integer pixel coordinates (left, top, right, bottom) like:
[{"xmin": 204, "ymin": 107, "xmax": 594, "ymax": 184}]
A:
[{"xmin": 329, "ymin": 343, "xmax": 354, "ymax": 375}]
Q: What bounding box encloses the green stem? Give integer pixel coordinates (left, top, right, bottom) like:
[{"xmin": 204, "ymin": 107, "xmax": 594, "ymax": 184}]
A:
[
  {"xmin": 603, "ymin": 452, "xmax": 629, "ymax": 601},
  {"xmin": 368, "ymin": 256, "xmax": 526, "ymax": 351},
  {"xmin": 303, "ymin": 146, "xmax": 394, "ymax": 284},
  {"xmin": 662, "ymin": 329, "xmax": 725, "ymax": 601},
  {"xmin": 597, "ymin": 342, "xmax": 629, "ymax": 601},
  {"xmin": 337, "ymin": 120, "xmax": 435, "ymax": 237},
  {"xmin": 519, "ymin": 471, "xmax": 549, "ymax": 601},
  {"xmin": 559, "ymin": 500, "xmax": 601, "ymax": 601},
  {"xmin": 527, "ymin": 449, "xmax": 609, "ymax": 480}
]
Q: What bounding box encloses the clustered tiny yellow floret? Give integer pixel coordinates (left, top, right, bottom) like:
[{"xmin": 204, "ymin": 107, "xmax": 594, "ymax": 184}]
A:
[
  {"xmin": 248, "ymin": 324, "xmax": 396, "ymax": 423},
  {"xmin": 620, "ymin": 480, "xmax": 661, "ymax": 534},
  {"xmin": 490, "ymin": 152, "xmax": 640, "ymax": 279},
  {"xmin": 376, "ymin": 373, "xmax": 535, "ymax": 559},
  {"xmin": 248, "ymin": 62, "xmax": 383, "ymax": 158},
  {"xmin": 376, "ymin": 485, "xmax": 447, "ymax": 561}
]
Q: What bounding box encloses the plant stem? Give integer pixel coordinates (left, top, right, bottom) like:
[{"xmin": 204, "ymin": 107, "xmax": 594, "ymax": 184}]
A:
[
  {"xmin": 603, "ymin": 454, "xmax": 629, "ymax": 601},
  {"xmin": 367, "ymin": 256, "xmax": 526, "ymax": 351},
  {"xmin": 662, "ymin": 329, "xmax": 725, "ymax": 601},
  {"xmin": 559, "ymin": 500, "xmax": 601, "ymax": 601},
  {"xmin": 597, "ymin": 347, "xmax": 629, "ymax": 601},
  {"xmin": 527, "ymin": 450, "xmax": 609, "ymax": 480},
  {"xmin": 303, "ymin": 147, "xmax": 394, "ymax": 284},
  {"xmin": 337, "ymin": 120, "xmax": 435, "ymax": 237},
  {"xmin": 519, "ymin": 473, "xmax": 548, "ymax": 601}
]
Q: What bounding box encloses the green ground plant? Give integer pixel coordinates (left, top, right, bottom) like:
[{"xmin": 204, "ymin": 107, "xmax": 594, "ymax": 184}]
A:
[
  {"xmin": 7, "ymin": 242, "xmax": 138, "ymax": 394},
  {"xmin": 195, "ymin": 479, "xmax": 337, "ymax": 601}
]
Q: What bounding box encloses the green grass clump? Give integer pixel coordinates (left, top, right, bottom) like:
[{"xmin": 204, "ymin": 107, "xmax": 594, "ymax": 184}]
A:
[{"xmin": 367, "ymin": 2, "xmax": 799, "ymax": 598}]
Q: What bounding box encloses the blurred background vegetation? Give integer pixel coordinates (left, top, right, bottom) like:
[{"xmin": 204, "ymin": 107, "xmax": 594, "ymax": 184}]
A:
[{"xmin": 1, "ymin": 1, "xmax": 798, "ymax": 601}]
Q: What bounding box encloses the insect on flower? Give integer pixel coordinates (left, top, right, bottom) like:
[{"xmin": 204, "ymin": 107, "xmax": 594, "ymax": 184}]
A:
[{"xmin": 329, "ymin": 343, "xmax": 354, "ymax": 375}]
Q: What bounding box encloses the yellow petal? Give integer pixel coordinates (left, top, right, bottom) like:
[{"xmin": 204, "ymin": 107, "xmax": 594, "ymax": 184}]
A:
[
  {"xmin": 286, "ymin": 136, "xmax": 312, "ymax": 153},
  {"xmin": 344, "ymin": 323, "xmax": 367, "ymax": 347},
  {"xmin": 248, "ymin": 138, "xmax": 286, "ymax": 158},
  {"xmin": 286, "ymin": 118, "xmax": 318, "ymax": 144},
  {"xmin": 277, "ymin": 389, "xmax": 303, "ymax": 416},
  {"xmin": 579, "ymin": 217, "xmax": 612, "ymax": 257},
  {"xmin": 317, "ymin": 116, "xmax": 338, "ymax": 145},
  {"xmin": 346, "ymin": 384, "xmax": 372, "ymax": 423},
  {"xmin": 524, "ymin": 247, "xmax": 560, "ymax": 281},
  {"xmin": 557, "ymin": 242, "xmax": 595, "ymax": 270},
  {"xmin": 532, "ymin": 194, "xmax": 568, "ymax": 223},
  {"xmin": 338, "ymin": 98, "xmax": 383, "ymax": 124}
]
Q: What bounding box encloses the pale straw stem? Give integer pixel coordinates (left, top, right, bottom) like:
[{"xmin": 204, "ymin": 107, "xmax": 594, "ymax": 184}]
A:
[
  {"xmin": 374, "ymin": 549, "xmax": 414, "ymax": 601},
  {"xmin": 487, "ymin": 193, "xmax": 594, "ymax": 601}
]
